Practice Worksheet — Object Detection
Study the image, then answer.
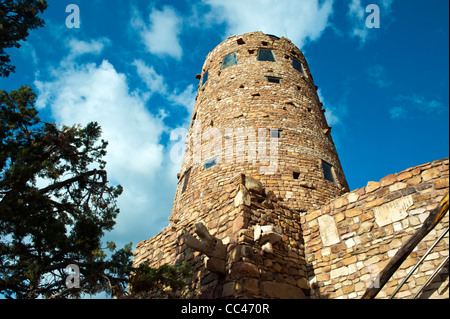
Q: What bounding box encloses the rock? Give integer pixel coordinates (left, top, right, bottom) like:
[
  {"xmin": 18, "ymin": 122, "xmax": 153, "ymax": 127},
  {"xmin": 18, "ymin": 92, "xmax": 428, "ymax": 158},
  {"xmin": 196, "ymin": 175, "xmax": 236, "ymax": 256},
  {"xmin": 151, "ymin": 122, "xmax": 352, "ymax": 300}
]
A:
[
  {"xmin": 245, "ymin": 176, "xmax": 263, "ymax": 194},
  {"xmin": 205, "ymin": 257, "xmax": 226, "ymax": 275},
  {"xmin": 235, "ymin": 184, "xmax": 251, "ymax": 207},
  {"xmin": 434, "ymin": 177, "xmax": 449, "ymax": 189},
  {"xmin": 380, "ymin": 174, "xmax": 397, "ymax": 187},
  {"xmin": 347, "ymin": 192, "xmax": 360, "ymax": 203},
  {"xmin": 421, "ymin": 168, "xmax": 440, "ymax": 181},
  {"xmin": 231, "ymin": 262, "xmax": 260, "ymax": 279},
  {"xmin": 260, "ymin": 282, "xmax": 306, "ymax": 299},
  {"xmin": 221, "ymin": 281, "xmax": 236, "ymax": 298},
  {"xmin": 236, "ymin": 278, "xmax": 259, "ymax": 295},
  {"xmin": 366, "ymin": 181, "xmax": 380, "ymax": 193}
]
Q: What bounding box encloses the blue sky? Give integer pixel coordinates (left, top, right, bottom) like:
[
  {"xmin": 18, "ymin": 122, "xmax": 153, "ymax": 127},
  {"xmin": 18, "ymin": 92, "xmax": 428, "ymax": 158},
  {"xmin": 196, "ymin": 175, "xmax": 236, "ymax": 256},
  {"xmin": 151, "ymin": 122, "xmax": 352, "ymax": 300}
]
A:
[{"xmin": 1, "ymin": 0, "xmax": 448, "ymax": 253}]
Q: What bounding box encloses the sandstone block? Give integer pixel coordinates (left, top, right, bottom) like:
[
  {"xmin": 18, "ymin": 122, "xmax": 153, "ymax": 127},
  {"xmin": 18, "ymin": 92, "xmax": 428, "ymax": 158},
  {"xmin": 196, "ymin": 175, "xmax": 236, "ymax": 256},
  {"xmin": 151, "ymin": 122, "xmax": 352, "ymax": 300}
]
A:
[
  {"xmin": 245, "ymin": 175, "xmax": 263, "ymax": 194},
  {"xmin": 421, "ymin": 168, "xmax": 440, "ymax": 181},
  {"xmin": 260, "ymin": 282, "xmax": 306, "ymax": 299},
  {"xmin": 434, "ymin": 177, "xmax": 449, "ymax": 189},
  {"xmin": 366, "ymin": 181, "xmax": 380, "ymax": 193},
  {"xmin": 380, "ymin": 174, "xmax": 397, "ymax": 187},
  {"xmin": 318, "ymin": 215, "xmax": 341, "ymax": 247},
  {"xmin": 231, "ymin": 262, "xmax": 260, "ymax": 279}
]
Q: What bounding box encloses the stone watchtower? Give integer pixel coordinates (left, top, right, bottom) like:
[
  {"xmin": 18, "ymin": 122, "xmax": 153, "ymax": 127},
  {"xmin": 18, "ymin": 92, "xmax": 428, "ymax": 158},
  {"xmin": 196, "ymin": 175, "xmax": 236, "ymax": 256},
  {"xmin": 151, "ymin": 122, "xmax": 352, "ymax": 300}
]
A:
[{"xmin": 133, "ymin": 32, "xmax": 350, "ymax": 298}]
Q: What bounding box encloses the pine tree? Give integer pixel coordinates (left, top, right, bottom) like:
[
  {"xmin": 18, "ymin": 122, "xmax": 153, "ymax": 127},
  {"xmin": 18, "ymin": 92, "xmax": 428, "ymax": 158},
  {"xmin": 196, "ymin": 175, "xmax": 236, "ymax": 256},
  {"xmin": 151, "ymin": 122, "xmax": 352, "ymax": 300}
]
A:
[{"xmin": 0, "ymin": 86, "xmax": 132, "ymax": 298}]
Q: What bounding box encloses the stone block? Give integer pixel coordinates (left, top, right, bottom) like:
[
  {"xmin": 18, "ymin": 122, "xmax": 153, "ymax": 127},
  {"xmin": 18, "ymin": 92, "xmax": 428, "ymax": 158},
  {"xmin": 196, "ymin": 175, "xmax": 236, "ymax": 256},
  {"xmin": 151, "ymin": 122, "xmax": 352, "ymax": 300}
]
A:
[
  {"xmin": 421, "ymin": 168, "xmax": 440, "ymax": 181},
  {"xmin": 366, "ymin": 181, "xmax": 380, "ymax": 193},
  {"xmin": 231, "ymin": 262, "xmax": 260, "ymax": 279},
  {"xmin": 221, "ymin": 281, "xmax": 236, "ymax": 298},
  {"xmin": 434, "ymin": 177, "xmax": 449, "ymax": 189},
  {"xmin": 236, "ymin": 278, "xmax": 260, "ymax": 295},
  {"xmin": 318, "ymin": 215, "xmax": 341, "ymax": 247},
  {"xmin": 380, "ymin": 174, "xmax": 397, "ymax": 187},
  {"xmin": 373, "ymin": 195, "xmax": 413, "ymax": 227},
  {"xmin": 260, "ymin": 282, "xmax": 306, "ymax": 299}
]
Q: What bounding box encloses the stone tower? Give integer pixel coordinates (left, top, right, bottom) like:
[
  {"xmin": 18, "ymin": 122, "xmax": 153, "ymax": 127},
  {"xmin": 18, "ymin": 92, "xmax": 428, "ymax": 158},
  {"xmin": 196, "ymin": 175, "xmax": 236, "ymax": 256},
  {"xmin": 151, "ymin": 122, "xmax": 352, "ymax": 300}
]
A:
[
  {"xmin": 173, "ymin": 31, "xmax": 348, "ymax": 219},
  {"xmin": 132, "ymin": 32, "xmax": 348, "ymax": 299},
  {"xmin": 132, "ymin": 32, "xmax": 449, "ymax": 300}
]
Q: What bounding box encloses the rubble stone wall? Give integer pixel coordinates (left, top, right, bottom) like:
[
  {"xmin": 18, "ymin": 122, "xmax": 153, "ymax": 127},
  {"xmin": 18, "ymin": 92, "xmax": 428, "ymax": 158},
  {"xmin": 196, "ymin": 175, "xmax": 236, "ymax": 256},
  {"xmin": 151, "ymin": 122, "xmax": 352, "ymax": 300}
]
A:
[
  {"xmin": 172, "ymin": 31, "xmax": 348, "ymax": 220},
  {"xmin": 302, "ymin": 158, "xmax": 449, "ymax": 299}
]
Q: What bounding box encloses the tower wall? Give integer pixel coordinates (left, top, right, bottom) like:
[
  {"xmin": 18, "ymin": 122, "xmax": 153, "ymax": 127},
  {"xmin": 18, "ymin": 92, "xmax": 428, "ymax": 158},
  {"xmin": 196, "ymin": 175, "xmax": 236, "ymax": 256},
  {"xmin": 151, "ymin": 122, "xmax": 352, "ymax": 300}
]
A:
[{"xmin": 172, "ymin": 31, "xmax": 348, "ymax": 224}]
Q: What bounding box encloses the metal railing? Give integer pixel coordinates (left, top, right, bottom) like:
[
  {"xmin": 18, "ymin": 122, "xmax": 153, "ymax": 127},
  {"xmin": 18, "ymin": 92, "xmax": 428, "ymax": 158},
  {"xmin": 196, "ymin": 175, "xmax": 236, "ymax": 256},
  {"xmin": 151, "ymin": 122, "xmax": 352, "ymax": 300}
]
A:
[
  {"xmin": 362, "ymin": 193, "xmax": 449, "ymax": 299},
  {"xmin": 389, "ymin": 227, "xmax": 449, "ymax": 299}
]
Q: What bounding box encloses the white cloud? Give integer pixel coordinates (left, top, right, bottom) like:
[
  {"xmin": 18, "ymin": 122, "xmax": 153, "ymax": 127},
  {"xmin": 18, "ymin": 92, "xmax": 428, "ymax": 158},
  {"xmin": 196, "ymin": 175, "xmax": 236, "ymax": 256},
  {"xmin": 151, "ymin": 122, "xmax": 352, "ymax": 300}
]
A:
[
  {"xmin": 67, "ymin": 38, "xmax": 110, "ymax": 58},
  {"xmin": 389, "ymin": 106, "xmax": 405, "ymax": 119},
  {"xmin": 33, "ymin": 42, "xmax": 181, "ymax": 247},
  {"xmin": 317, "ymin": 89, "xmax": 343, "ymax": 126},
  {"xmin": 390, "ymin": 94, "xmax": 444, "ymax": 119},
  {"xmin": 131, "ymin": 6, "xmax": 183, "ymax": 59},
  {"xmin": 167, "ymin": 84, "xmax": 197, "ymax": 114},
  {"xmin": 132, "ymin": 58, "xmax": 196, "ymax": 116},
  {"xmin": 348, "ymin": 0, "xmax": 369, "ymax": 43},
  {"xmin": 201, "ymin": 0, "xmax": 334, "ymax": 48},
  {"xmin": 367, "ymin": 64, "xmax": 392, "ymax": 88},
  {"xmin": 132, "ymin": 59, "xmax": 168, "ymax": 96}
]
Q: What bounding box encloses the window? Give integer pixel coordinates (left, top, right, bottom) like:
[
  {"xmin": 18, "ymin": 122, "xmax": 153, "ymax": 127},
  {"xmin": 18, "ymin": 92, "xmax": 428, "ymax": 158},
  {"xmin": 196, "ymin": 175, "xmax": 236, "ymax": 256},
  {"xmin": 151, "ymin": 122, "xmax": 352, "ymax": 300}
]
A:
[
  {"xmin": 181, "ymin": 168, "xmax": 191, "ymax": 194},
  {"xmin": 266, "ymin": 34, "xmax": 280, "ymax": 40},
  {"xmin": 202, "ymin": 71, "xmax": 208, "ymax": 86},
  {"xmin": 205, "ymin": 158, "xmax": 218, "ymax": 169},
  {"xmin": 222, "ymin": 52, "xmax": 237, "ymax": 69},
  {"xmin": 322, "ymin": 161, "xmax": 336, "ymax": 184},
  {"xmin": 293, "ymin": 172, "xmax": 300, "ymax": 180},
  {"xmin": 292, "ymin": 57, "xmax": 305, "ymax": 75},
  {"xmin": 266, "ymin": 76, "xmax": 281, "ymax": 84},
  {"xmin": 270, "ymin": 129, "xmax": 282, "ymax": 138},
  {"xmin": 257, "ymin": 49, "xmax": 276, "ymax": 62}
]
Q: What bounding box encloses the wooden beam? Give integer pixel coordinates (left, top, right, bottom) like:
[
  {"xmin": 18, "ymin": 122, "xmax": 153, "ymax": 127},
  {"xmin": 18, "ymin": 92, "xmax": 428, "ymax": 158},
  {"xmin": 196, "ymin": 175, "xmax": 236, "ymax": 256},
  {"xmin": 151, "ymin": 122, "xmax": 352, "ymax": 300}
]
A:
[{"xmin": 361, "ymin": 193, "xmax": 449, "ymax": 299}]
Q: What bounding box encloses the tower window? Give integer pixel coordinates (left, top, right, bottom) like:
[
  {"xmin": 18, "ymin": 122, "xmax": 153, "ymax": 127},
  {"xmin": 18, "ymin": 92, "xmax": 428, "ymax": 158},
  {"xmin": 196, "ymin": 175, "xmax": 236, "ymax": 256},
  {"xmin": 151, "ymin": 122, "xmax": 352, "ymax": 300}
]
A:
[
  {"xmin": 322, "ymin": 161, "xmax": 336, "ymax": 184},
  {"xmin": 292, "ymin": 57, "xmax": 305, "ymax": 75},
  {"xmin": 293, "ymin": 172, "xmax": 300, "ymax": 180},
  {"xmin": 181, "ymin": 168, "xmax": 191, "ymax": 194},
  {"xmin": 205, "ymin": 158, "xmax": 218, "ymax": 170},
  {"xmin": 266, "ymin": 34, "xmax": 280, "ymax": 40},
  {"xmin": 257, "ymin": 49, "xmax": 276, "ymax": 62},
  {"xmin": 202, "ymin": 71, "xmax": 208, "ymax": 86},
  {"xmin": 270, "ymin": 129, "xmax": 282, "ymax": 138},
  {"xmin": 222, "ymin": 52, "xmax": 237, "ymax": 69},
  {"xmin": 266, "ymin": 76, "xmax": 281, "ymax": 84}
]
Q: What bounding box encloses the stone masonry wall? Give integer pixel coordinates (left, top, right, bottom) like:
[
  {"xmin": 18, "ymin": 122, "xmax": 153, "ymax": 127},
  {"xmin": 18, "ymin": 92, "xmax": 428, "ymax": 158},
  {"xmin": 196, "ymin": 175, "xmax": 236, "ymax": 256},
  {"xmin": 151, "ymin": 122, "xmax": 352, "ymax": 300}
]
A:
[
  {"xmin": 303, "ymin": 158, "xmax": 449, "ymax": 299},
  {"xmin": 133, "ymin": 173, "xmax": 309, "ymax": 299},
  {"xmin": 172, "ymin": 31, "xmax": 348, "ymax": 221}
]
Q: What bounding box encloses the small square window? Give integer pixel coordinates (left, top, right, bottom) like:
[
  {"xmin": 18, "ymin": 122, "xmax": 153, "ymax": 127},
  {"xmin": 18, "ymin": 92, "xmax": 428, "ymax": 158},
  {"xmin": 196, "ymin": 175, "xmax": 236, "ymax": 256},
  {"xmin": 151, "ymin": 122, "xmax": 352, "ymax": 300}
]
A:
[
  {"xmin": 270, "ymin": 129, "xmax": 282, "ymax": 138},
  {"xmin": 181, "ymin": 168, "xmax": 191, "ymax": 194},
  {"xmin": 266, "ymin": 34, "xmax": 280, "ymax": 40},
  {"xmin": 293, "ymin": 172, "xmax": 300, "ymax": 180},
  {"xmin": 292, "ymin": 57, "xmax": 305, "ymax": 75},
  {"xmin": 205, "ymin": 158, "xmax": 218, "ymax": 169},
  {"xmin": 222, "ymin": 52, "xmax": 237, "ymax": 69},
  {"xmin": 266, "ymin": 76, "xmax": 281, "ymax": 84},
  {"xmin": 202, "ymin": 71, "xmax": 208, "ymax": 86},
  {"xmin": 258, "ymin": 49, "xmax": 276, "ymax": 62},
  {"xmin": 322, "ymin": 161, "xmax": 335, "ymax": 184}
]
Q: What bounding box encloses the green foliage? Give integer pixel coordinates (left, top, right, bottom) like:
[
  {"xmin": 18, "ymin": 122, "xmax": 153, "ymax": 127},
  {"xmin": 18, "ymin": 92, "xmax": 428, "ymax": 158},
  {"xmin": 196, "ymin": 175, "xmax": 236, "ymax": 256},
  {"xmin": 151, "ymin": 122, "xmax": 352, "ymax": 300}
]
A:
[
  {"xmin": 129, "ymin": 262, "xmax": 193, "ymax": 298},
  {"xmin": 0, "ymin": 0, "xmax": 48, "ymax": 77},
  {"xmin": 0, "ymin": 86, "xmax": 132, "ymax": 299}
]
